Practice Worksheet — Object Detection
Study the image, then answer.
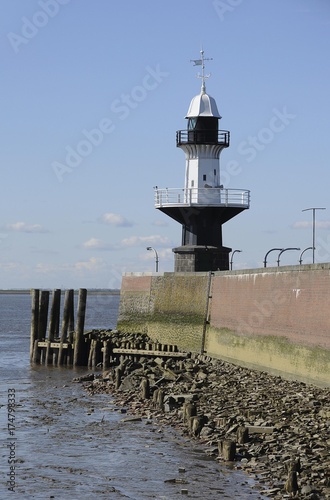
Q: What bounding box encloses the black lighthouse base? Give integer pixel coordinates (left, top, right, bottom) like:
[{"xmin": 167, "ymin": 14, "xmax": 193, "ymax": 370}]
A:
[{"xmin": 173, "ymin": 245, "xmax": 232, "ymax": 272}]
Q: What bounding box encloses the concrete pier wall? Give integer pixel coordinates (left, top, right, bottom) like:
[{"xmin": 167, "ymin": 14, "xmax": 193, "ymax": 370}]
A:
[{"xmin": 117, "ymin": 264, "xmax": 330, "ymax": 387}]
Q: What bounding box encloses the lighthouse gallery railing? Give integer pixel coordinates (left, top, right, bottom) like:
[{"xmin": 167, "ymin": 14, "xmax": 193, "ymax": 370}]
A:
[{"xmin": 154, "ymin": 188, "xmax": 250, "ymax": 208}]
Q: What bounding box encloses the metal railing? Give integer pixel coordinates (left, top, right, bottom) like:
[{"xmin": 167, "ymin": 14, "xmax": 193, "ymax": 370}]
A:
[
  {"xmin": 176, "ymin": 130, "xmax": 230, "ymax": 146},
  {"xmin": 154, "ymin": 187, "xmax": 250, "ymax": 208}
]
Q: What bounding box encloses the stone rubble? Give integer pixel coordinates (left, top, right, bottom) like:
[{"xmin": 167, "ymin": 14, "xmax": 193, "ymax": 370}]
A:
[{"xmin": 78, "ymin": 331, "xmax": 330, "ymax": 500}]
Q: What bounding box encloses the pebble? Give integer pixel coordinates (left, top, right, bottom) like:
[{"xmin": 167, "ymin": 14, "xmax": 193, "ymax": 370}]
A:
[{"xmin": 80, "ymin": 331, "xmax": 330, "ymax": 500}]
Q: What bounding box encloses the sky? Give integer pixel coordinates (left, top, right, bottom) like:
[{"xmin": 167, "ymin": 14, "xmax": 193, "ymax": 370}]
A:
[{"xmin": 1, "ymin": 0, "xmax": 330, "ymax": 289}]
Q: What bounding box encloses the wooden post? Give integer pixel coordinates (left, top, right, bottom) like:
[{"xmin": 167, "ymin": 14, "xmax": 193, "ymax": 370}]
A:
[
  {"xmin": 140, "ymin": 377, "xmax": 150, "ymax": 399},
  {"xmin": 30, "ymin": 289, "xmax": 39, "ymax": 361},
  {"xmin": 48, "ymin": 289, "xmax": 61, "ymax": 341},
  {"xmin": 115, "ymin": 366, "xmax": 121, "ymax": 390},
  {"xmin": 58, "ymin": 289, "xmax": 73, "ymax": 366},
  {"xmin": 32, "ymin": 339, "xmax": 40, "ymax": 364},
  {"xmin": 220, "ymin": 440, "xmax": 236, "ymax": 461},
  {"xmin": 92, "ymin": 340, "xmax": 98, "ymax": 369},
  {"xmin": 38, "ymin": 290, "xmax": 49, "ymax": 340},
  {"xmin": 45, "ymin": 341, "xmax": 51, "ymax": 366},
  {"xmin": 66, "ymin": 344, "xmax": 73, "ymax": 366},
  {"xmin": 87, "ymin": 340, "xmax": 94, "ymax": 369},
  {"xmin": 237, "ymin": 426, "xmax": 249, "ymax": 444},
  {"xmin": 73, "ymin": 288, "xmax": 87, "ymax": 367},
  {"xmin": 61, "ymin": 289, "xmax": 73, "ymax": 342},
  {"xmin": 103, "ymin": 340, "xmax": 110, "ymax": 369}
]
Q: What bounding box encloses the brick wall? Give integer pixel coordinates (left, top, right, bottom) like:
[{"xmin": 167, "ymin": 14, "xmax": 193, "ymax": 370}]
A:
[
  {"xmin": 209, "ymin": 265, "xmax": 330, "ymax": 349},
  {"xmin": 118, "ymin": 265, "xmax": 330, "ymax": 386}
]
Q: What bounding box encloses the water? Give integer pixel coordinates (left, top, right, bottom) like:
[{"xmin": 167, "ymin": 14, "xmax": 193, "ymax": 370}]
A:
[{"xmin": 0, "ymin": 292, "xmax": 267, "ymax": 499}]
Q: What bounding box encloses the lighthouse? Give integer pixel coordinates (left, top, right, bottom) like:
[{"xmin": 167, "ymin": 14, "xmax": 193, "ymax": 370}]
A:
[{"xmin": 154, "ymin": 51, "xmax": 250, "ymax": 272}]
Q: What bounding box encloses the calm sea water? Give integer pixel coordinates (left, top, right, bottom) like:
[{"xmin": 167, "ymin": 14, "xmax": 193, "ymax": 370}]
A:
[{"xmin": 0, "ymin": 292, "xmax": 267, "ymax": 499}]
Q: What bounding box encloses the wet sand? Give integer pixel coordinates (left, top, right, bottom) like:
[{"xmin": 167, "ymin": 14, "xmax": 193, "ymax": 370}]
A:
[{"xmin": 1, "ymin": 366, "xmax": 266, "ymax": 499}]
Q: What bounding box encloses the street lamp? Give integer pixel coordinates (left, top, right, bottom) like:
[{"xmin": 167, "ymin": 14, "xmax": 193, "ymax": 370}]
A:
[
  {"xmin": 263, "ymin": 248, "xmax": 283, "ymax": 268},
  {"xmin": 230, "ymin": 249, "xmax": 242, "ymax": 270},
  {"xmin": 277, "ymin": 247, "xmax": 300, "ymax": 267},
  {"xmin": 146, "ymin": 247, "xmax": 159, "ymax": 272},
  {"xmin": 299, "ymin": 246, "xmax": 314, "ymax": 265},
  {"xmin": 302, "ymin": 207, "xmax": 326, "ymax": 264}
]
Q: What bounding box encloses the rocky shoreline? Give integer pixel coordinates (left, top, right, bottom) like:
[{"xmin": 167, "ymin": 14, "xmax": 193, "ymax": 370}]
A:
[{"xmin": 76, "ymin": 332, "xmax": 330, "ymax": 499}]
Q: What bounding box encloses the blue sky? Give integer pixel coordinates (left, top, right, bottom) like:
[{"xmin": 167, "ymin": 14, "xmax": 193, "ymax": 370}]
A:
[{"xmin": 1, "ymin": 0, "xmax": 330, "ymax": 289}]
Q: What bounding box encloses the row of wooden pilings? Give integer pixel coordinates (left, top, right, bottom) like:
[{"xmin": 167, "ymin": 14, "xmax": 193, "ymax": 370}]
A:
[
  {"xmin": 30, "ymin": 288, "xmax": 88, "ymax": 367},
  {"xmin": 30, "ymin": 288, "xmax": 188, "ymax": 370}
]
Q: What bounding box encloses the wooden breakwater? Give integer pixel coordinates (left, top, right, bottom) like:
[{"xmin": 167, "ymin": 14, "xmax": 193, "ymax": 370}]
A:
[
  {"xmin": 30, "ymin": 288, "xmax": 187, "ymax": 369},
  {"xmin": 30, "ymin": 288, "xmax": 87, "ymax": 367}
]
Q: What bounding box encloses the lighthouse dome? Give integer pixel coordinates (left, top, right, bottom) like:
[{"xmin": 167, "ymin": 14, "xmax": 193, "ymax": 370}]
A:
[{"xmin": 185, "ymin": 92, "xmax": 221, "ymax": 119}]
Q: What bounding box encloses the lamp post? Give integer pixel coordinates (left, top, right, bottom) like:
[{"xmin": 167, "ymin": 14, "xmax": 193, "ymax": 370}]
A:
[
  {"xmin": 146, "ymin": 247, "xmax": 159, "ymax": 272},
  {"xmin": 263, "ymin": 248, "xmax": 283, "ymax": 268},
  {"xmin": 299, "ymin": 246, "xmax": 314, "ymax": 265},
  {"xmin": 277, "ymin": 247, "xmax": 300, "ymax": 267},
  {"xmin": 230, "ymin": 249, "xmax": 242, "ymax": 270},
  {"xmin": 302, "ymin": 207, "xmax": 326, "ymax": 264}
]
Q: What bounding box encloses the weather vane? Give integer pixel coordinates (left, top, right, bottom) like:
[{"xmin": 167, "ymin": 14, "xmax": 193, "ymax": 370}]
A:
[{"xmin": 190, "ymin": 49, "xmax": 213, "ymax": 93}]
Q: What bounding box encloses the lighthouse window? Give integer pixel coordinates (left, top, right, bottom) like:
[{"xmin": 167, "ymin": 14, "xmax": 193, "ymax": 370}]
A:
[
  {"xmin": 203, "ymin": 175, "xmax": 206, "ymax": 181},
  {"xmin": 188, "ymin": 118, "xmax": 197, "ymax": 130},
  {"xmin": 214, "ymin": 169, "xmax": 216, "ymax": 175},
  {"xmin": 191, "ymin": 180, "xmax": 194, "ymax": 187}
]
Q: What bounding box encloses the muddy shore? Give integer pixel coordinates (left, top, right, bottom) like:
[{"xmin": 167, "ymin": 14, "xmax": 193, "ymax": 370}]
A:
[{"xmin": 77, "ymin": 332, "xmax": 330, "ymax": 499}]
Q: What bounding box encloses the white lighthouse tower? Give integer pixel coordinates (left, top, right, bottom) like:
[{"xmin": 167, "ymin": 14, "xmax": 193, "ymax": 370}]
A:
[{"xmin": 155, "ymin": 51, "xmax": 250, "ymax": 272}]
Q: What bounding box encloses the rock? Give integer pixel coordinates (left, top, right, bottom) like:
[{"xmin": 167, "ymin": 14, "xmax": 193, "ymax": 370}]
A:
[
  {"xmin": 120, "ymin": 416, "xmax": 142, "ymax": 423},
  {"xmin": 72, "ymin": 373, "xmax": 95, "ymax": 382},
  {"xmin": 80, "ymin": 331, "xmax": 330, "ymax": 500}
]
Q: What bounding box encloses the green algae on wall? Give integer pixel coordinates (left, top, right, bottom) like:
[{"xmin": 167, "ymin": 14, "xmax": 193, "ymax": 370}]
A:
[
  {"xmin": 206, "ymin": 326, "xmax": 330, "ymax": 387},
  {"xmin": 118, "ymin": 273, "xmax": 209, "ymax": 350}
]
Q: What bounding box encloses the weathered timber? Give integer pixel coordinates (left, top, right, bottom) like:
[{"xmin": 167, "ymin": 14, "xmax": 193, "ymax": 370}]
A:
[
  {"xmin": 48, "ymin": 288, "xmax": 61, "ymax": 341},
  {"xmin": 112, "ymin": 348, "xmax": 187, "ymax": 358},
  {"xmin": 32, "ymin": 339, "xmax": 40, "ymax": 364},
  {"xmin": 30, "ymin": 289, "xmax": 39, "ymax": 361},
  {"xmin": 220, "ymin": 440, "xmax": 236, "ymax": 461},
  {"xmin": 73, "ymin": 288, "xmax": 88, "ymax": 367},
  {"xmin": 103, "ymin": 340, "xmax": 110, "ymax": 369},
  {"xmin": 60, "ymin": 289, "xmax": 74, "ymax": 343},
  {"xmin": 38, "ymin": 342, "xmax": 69, "ymax": 348},
  {"xmin": 38, "ymin": 290, "xmax": 49, "ymax": 340},
  {"xmin": 140, "ymin": 377, "xmax": 150, "ymax": 399}
]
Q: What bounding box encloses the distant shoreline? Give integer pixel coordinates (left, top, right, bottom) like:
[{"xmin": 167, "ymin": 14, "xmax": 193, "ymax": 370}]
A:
[{"xmin": 0, "ymin": 289, "xmax": 120, "ymax": 295}]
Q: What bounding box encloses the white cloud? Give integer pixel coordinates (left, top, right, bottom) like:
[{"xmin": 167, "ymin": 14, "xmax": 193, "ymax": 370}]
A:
[
  {"xmin": 83, "ymin": 237, "xmax": 115, "ymax": 250},
  {"xmin": 0, "ymin": 262, "xmax": 24, "ymax": 272},
  {"xmin": 74, "ymin": 257, "xmax": 105, "ymax": 272},
  {"xmin": 120, "ymin": 235, "xmax": 171, "ymax": 248},
  {"xmin": 6, "ymin": 222, "xmax": 48, "ymax": 233},
  {"xmin": 100, "ymin": 212, "xmax": 134, "ymax": 227}
]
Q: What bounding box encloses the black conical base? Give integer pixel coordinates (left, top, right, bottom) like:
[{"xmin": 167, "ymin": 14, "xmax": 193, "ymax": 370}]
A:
[{"xmin": 173, "ymin": 245, "xmax": 231, "ymax": 272}]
